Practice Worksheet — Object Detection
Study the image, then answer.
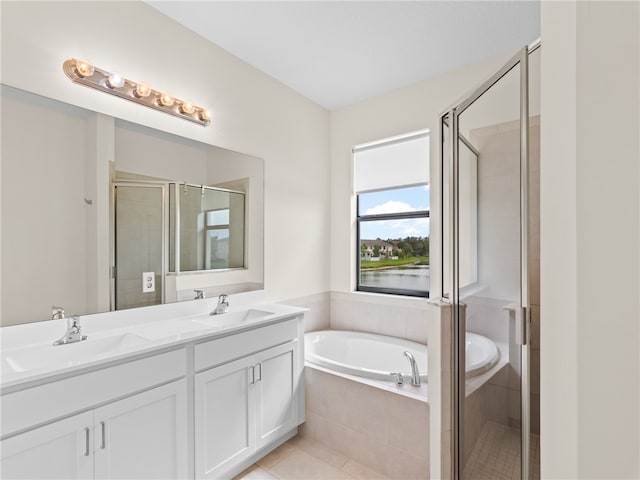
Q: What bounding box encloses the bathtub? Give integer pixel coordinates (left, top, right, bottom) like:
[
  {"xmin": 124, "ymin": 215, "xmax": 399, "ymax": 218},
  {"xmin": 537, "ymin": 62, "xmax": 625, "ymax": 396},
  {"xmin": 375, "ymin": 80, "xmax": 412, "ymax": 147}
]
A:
[{"xmin": 304, "ymin": 330, "xmax": 499, "ymax": 382}]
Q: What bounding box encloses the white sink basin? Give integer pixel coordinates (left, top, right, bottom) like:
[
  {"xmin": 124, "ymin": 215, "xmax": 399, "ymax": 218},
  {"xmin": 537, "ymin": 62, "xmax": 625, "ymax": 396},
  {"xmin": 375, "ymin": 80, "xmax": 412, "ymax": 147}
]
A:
[
  {"xmin": 2, "ymin": 333, "xmax": 151, "ymax": 373},
  {"xmin": 192, "ymin": 309, "xmax": 274, "ymax": 328}
]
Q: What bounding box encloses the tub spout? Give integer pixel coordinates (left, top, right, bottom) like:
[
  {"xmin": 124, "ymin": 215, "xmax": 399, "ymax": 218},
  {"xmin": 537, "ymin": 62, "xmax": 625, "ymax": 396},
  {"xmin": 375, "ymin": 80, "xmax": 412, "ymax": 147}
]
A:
[{"xmin": 404, "ymin": 351, "xmax": 421, "ymax": 386}]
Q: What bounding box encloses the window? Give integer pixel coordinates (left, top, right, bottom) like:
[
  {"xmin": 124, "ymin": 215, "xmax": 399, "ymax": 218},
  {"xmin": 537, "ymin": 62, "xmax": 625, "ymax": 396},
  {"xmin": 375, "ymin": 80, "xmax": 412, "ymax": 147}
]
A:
[
  {"xmin": 205, "ymin": 208, "xmax": 231, "ymax": 269},
  {"xmin": 354, "ymin": 132, "xmax": 430, "ymax": 297}
]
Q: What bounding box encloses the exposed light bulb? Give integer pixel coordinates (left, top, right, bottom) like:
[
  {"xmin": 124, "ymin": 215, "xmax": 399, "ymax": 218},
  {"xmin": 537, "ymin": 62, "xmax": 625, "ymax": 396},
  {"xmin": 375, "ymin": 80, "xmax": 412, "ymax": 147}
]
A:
[
  {"xmin": 75, "ymin": 60, "xmax": 94, "ymax": 78},
  {"xmin": 135, "ymin": 81, "xmax": 152, "ymax": 98},
  {"xmin": 199, "ymin": 110, "xmax": 211, "ymax": 122},
  {"xmin": 106, "ymin": 72, "xmax": 125, "ymax": 89},
  {"xmin": 180, "ymin": 102, "xmax": 195, "ymax": 114},
  {"xmin": 159, "ymin": 93, "xmax": 175, "ymax": 107}
]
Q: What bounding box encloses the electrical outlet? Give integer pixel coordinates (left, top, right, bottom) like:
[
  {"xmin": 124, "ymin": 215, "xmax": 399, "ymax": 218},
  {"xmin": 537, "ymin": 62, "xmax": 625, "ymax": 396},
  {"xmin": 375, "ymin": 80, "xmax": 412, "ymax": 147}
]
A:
[{"xmin": 143, "ymin": 272, "xmax": 155, "ymax": 293}]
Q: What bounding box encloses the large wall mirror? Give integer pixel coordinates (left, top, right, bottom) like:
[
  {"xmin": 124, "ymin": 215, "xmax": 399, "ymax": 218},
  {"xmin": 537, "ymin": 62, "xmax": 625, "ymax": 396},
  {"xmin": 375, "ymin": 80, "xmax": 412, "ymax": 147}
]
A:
[{"xmin": 1, "ymin": 85, "xmax": 264, "ymax": 326}]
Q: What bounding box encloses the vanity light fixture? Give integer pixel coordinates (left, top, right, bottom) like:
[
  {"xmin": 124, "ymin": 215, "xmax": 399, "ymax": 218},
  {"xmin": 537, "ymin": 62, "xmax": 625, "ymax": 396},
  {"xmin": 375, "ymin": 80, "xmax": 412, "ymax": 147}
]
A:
[{"xmin": 63, "ymin": 58, "xmax": 211, "ymax": 126}]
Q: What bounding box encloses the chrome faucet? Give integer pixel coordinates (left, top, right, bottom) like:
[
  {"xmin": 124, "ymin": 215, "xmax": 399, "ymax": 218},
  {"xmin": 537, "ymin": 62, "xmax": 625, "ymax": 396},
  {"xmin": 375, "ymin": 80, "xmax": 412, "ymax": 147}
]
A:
[
  {"xmin": 53, "ymin": 316, "xmax": 88, "ymax": 346},
  {"xmin": 52, "ymin": 306, "xmax": 65, "ymax": 320},
  {"xmin": 194, "ymin": 289, "xmax": 205, "ymax": 300},
  {"xmin": 210, "ymin": 294, "xmax": 229, "ymax": 315},
  {"xmin": 404, "ymin": 351, "xmax": 421, "ymax": 386}
]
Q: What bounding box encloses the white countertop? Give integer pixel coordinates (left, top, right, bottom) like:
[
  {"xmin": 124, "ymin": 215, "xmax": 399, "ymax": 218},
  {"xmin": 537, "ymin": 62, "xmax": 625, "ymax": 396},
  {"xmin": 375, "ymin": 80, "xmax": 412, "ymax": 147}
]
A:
[{"xmin": 0, "ymin": 291, "xmax": 307, "ymax": 392}]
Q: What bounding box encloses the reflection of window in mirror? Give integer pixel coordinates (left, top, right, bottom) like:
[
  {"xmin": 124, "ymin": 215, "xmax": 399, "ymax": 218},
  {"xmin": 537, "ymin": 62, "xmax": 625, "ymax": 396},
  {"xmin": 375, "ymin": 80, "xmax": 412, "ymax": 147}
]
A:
[{"xmin": 205, "ymin": 209, "xmax": 230, "ymax": 269}]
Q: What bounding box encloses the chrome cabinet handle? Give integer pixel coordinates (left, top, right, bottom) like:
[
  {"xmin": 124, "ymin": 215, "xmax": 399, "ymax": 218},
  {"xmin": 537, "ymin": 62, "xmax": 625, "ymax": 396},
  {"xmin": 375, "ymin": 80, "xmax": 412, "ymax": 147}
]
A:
[
  {"xmin": 100, "ymin": 421, "xmax": 106, "ymax": 449},
  {"xmin": 256, "ymin": 363, "xmax": 262, "ymax": 382},
  {"xmin": 249, "ymin": 365, "xmax": 255, "ymax": 384},
  {"xmin": 84, "ymin": 427, "xmax": 90, "ymax": 456}
]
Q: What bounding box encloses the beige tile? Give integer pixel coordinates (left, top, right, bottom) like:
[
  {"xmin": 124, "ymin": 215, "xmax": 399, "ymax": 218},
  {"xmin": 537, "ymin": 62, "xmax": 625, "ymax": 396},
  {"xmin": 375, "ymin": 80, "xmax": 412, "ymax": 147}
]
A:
[
  {"xmin": 386, "ymin": 445, "xmax": 429, "ymax": 480},
  {"xmin": 287, "ymin": 435, "xmax": 348, "ymax": 470},
  {"xmin": 387, "ymin": 393, "xmax": 429, "ymax": 460},
  {"xmin": 486, "ymin": 384, "xmax": 509, "ymax": 426},
  {"xmin": 346, "ymin": 382, "xmax": 388, "ymax": 443},
  {"xmin": 508, "ymin": 388, "xmax": 521, "ymax": 423},
  {"xmin": 234, "ymin": 465, "xmax": 279, "ymax": 480},
  {"xmin": 341, "ymin": 460, "xmax": 388, "ymax": 479},
  {"xmin": 530, "ymin": 305, "xmax": 541, "ymax": 349},
  {"xmin": 530, "ymin": 349, "xmax": 540, "ymax": 395},
  {"xmin": 344, "ymin": 428, "xmax": 389, "ymax": 476},
  {"xmin": 530, "ymin": 393, "xmax": 540, "ymax": 436},
  {"xmin": 440, "ymin": 429, "xmax": 452, "ymax": 480},
  {"xmin": 299, "ymin": 411, "xmax": 331, "ymax": 442},
  {"xmin": 256, "ymin": 443, "xmax": 296, "ymax": 470},
  {"xmin": 268, "ymin": 450, "xmax": 355, "ymax": 480}
]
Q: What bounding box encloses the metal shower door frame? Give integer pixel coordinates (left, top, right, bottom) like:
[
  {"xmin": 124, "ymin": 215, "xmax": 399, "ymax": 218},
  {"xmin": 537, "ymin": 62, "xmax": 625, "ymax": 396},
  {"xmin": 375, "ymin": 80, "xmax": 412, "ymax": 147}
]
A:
[
  {"xmin": 442, "ymin": 39, "xmax": 540, "ymax": 480},
  {"xmin": 111, "ymin": 181, "xmax": 169, "ymax": 310}
]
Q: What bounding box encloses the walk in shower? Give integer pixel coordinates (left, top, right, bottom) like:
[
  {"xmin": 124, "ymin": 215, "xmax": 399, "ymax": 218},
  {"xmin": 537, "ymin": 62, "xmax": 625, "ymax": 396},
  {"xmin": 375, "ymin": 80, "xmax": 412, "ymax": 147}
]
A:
[{"xmin": 440, "ymin": 40, "xmax": 540, "ymax": 479}]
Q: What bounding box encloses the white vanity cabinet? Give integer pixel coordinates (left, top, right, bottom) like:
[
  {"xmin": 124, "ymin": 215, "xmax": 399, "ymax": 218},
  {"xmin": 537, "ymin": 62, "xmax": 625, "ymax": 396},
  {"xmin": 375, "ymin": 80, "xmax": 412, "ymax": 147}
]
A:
[
  {"xmin": 93, "ymin": 380, "xmax": 188, "ymax": 479},
  {"xmin": 1, "ymin": 411, "xmax": 95, "ymax": 479},
  {"xmin": 1, "ymin": 350, "xmax": 188, "ymax": 480},
  {"xmin": 1, "ymin": 308, "xmax": 306, "ymax": 480},
  {"xmin": 194, "ymin": 318, "xmax": 303, "ymax": 479}
]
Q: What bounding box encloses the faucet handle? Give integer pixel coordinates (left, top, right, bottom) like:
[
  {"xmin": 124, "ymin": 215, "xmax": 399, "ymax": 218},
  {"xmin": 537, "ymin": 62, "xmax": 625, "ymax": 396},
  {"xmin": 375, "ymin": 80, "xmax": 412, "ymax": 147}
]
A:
[
  {"xmin": 218, "ymin": 294, "xmax": 229, "ymax": 304},
  {"xmin": 52, "ymin": 306, "xmax": 65, "ymax": 320},
  {"xmin": 390, "ymin": 372, "xmax": 404, "ymax": 385},
  {"xmin": 194, "ymin": 289, "xmax": 205, "ymax": 300}
]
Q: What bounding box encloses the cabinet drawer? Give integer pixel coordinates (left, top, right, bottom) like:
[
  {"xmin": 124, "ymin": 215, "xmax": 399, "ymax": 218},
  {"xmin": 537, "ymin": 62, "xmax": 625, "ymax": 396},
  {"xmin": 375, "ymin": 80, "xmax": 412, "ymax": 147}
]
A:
[
  {"xmin": 1, "ymin": 349, "xmax": 186, "ymax": 438},
  {"xmin": 194, "ymin": 318, "xmax": 299, "ymax": 372}
]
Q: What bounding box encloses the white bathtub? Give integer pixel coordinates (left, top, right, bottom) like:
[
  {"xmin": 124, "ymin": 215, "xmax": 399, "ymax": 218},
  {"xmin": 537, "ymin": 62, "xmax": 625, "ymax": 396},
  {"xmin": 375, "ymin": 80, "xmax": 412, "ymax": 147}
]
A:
[{"xmin": 304, "ymin": 330, "xmax": 499, "ymax": 382}]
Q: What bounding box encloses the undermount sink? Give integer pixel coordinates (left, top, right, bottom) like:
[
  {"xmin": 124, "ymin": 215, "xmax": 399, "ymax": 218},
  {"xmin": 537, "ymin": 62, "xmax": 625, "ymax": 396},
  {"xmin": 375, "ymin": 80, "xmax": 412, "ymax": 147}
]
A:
[
  {"xmin": 192, "ymin": 309, "xmax": 274, "ymax": 328},
  {"xmin": 2, "ymin": 332, "xmax": 151, "ymax": 374}
]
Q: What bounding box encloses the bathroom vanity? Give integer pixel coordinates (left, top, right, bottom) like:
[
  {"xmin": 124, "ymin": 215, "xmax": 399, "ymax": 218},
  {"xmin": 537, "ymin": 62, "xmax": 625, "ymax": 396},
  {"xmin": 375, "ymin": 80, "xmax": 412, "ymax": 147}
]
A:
[{"xmin": 0, "ymin": 295, "xmax": 306, "ymax": 479}]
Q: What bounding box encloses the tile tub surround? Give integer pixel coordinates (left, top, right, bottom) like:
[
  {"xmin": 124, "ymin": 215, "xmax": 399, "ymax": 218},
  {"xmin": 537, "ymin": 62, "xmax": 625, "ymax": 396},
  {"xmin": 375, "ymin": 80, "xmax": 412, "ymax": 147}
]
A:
[
  {"xmin": 301, "ymin": 365, "xmax": 430, "ymax": 479},
  {"xmin": 329, "ymin": 291, "xmax": 436, "ymax": 344}
]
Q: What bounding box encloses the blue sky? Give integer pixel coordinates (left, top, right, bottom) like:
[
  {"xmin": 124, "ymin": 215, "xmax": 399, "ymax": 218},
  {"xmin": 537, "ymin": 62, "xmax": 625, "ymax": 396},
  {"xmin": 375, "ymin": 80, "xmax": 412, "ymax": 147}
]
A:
[{"xmin": 359, "ymin": 185, "xmax": 430, "ymax": 240}]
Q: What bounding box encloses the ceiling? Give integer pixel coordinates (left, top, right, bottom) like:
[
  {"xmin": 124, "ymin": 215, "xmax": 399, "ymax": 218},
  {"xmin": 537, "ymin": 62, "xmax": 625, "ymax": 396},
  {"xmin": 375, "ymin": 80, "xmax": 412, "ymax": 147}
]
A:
[{"xmin": 146, "ymin": 1, "xmax": 540, "ymax": 111}]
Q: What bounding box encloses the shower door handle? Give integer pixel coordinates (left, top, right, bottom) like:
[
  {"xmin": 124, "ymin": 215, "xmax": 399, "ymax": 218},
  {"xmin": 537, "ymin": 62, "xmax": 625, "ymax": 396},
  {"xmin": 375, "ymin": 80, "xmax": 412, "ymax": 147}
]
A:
[
  {"xmin": 504, "ymin": 305, "xmax": 528, "ymax": 345},
  {"xmin": 514, "ymin": 306, "xmax": 529, "ymax": 345}
]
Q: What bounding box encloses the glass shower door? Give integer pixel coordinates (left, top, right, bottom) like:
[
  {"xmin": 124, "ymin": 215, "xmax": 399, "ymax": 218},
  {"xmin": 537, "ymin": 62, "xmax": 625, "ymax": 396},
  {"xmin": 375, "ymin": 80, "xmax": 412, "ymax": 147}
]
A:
[
  {"xmin": 113, "ymin": 184, "xmax": 166, "ymax": 310},
  {"xmin": 442, "ymin": 43, "xmax": 539, "ymax": 480}
]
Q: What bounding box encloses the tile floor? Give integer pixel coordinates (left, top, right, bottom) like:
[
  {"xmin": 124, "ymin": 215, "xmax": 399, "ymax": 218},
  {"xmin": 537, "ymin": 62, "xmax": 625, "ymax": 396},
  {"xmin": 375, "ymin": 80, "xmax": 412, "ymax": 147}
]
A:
[
  {"xmin": 235, "ymin": 435, "xmax": 389, "ymax": 480},
  {"xmin": 464, "ymin": 421, "xmax": 541, "ymax": 480},
  {"xmin": 237, "ymin": 423, "xmax": 540, "ymax": 480}
]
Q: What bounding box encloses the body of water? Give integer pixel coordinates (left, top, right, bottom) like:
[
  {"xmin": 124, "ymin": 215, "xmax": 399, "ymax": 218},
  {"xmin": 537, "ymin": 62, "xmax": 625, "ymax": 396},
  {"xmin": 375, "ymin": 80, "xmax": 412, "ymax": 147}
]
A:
[{"xmin": 360, "ymin": 265, "xmax": 430, "ymax": 291}]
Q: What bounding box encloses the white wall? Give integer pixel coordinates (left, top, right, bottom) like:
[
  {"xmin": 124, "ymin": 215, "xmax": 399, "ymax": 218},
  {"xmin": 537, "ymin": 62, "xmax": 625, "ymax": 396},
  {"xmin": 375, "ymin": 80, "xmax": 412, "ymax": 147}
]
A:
[
  {"xmin": 541, "ymin": 1, "xmax": 640, "ymax": 478},
  {"xmin": 0, "ymin": 1, "xmax": 331, "ymax": 307}
]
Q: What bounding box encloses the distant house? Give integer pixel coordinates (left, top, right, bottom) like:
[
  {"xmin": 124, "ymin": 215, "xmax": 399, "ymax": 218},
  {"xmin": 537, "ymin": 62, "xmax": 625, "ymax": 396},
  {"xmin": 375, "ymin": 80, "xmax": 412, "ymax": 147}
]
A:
[{"xmin": 361, "ymin": 239, "xmax": 395, "ymax": 260}]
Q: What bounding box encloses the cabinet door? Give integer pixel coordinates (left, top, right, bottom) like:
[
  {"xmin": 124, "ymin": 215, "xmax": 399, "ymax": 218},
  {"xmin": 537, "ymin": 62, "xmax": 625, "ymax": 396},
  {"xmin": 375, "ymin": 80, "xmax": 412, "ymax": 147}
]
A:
[
  {"xmin": 195, "ymin": 356, "xmax": 255, "ymax": 479},
  {"xmin": 94, "ymin": 380, "xmax": 188, "ymax": 480},
  {"xmin": 1, "ymin": 410, "xmax": 94, "ymax": 480},
  {"xmin": 254, "ymin": 341, "xmax": 299, "ymax": 448}
]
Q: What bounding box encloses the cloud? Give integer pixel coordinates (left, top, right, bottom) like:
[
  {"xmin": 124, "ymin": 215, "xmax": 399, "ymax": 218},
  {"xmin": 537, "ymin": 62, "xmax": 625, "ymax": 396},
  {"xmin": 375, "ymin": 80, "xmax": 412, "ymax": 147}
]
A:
[{"xmin": 365, "ymin": 200, "xmax": 417, "ymax": 215}]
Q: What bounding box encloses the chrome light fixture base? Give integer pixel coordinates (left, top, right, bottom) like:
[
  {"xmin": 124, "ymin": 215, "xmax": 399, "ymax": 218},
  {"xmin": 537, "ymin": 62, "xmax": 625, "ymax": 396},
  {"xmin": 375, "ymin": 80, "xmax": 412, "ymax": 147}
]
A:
[{"xmin": 63, "ymin": 59, "xmax": 211, "ymax": 126}]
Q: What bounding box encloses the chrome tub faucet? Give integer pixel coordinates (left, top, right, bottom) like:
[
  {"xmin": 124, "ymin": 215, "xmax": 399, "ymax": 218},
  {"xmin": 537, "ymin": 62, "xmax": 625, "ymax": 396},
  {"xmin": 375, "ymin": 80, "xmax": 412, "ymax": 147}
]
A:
[
  {"xmin": 404, "ymin": 351, "xmax": 421, "ymax": 386},
  {"xmin": 53, "ymin": 316, "xmax": 88, "ymax": 346},
  {"xmin": 210, "ymin": 294, "xmax": 229, "ymax": 315}
]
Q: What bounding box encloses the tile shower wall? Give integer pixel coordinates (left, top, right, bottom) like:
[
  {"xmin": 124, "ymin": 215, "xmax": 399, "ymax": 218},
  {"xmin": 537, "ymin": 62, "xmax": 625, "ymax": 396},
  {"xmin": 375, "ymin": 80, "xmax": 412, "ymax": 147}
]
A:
[
  {"xmin": 463, "ymin": 119, "xmax": 540, "ymax": 436},
  {"xmin": 301, "ymin": 367, "xmax": 429, "ymax": 479}
]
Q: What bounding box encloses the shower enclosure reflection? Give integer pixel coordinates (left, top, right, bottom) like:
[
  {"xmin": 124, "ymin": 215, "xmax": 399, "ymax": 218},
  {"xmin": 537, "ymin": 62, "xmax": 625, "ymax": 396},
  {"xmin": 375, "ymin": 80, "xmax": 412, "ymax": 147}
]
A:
[{"xmin": 113, "ymin": 182, "xmax": 246, "ymax": 311}]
